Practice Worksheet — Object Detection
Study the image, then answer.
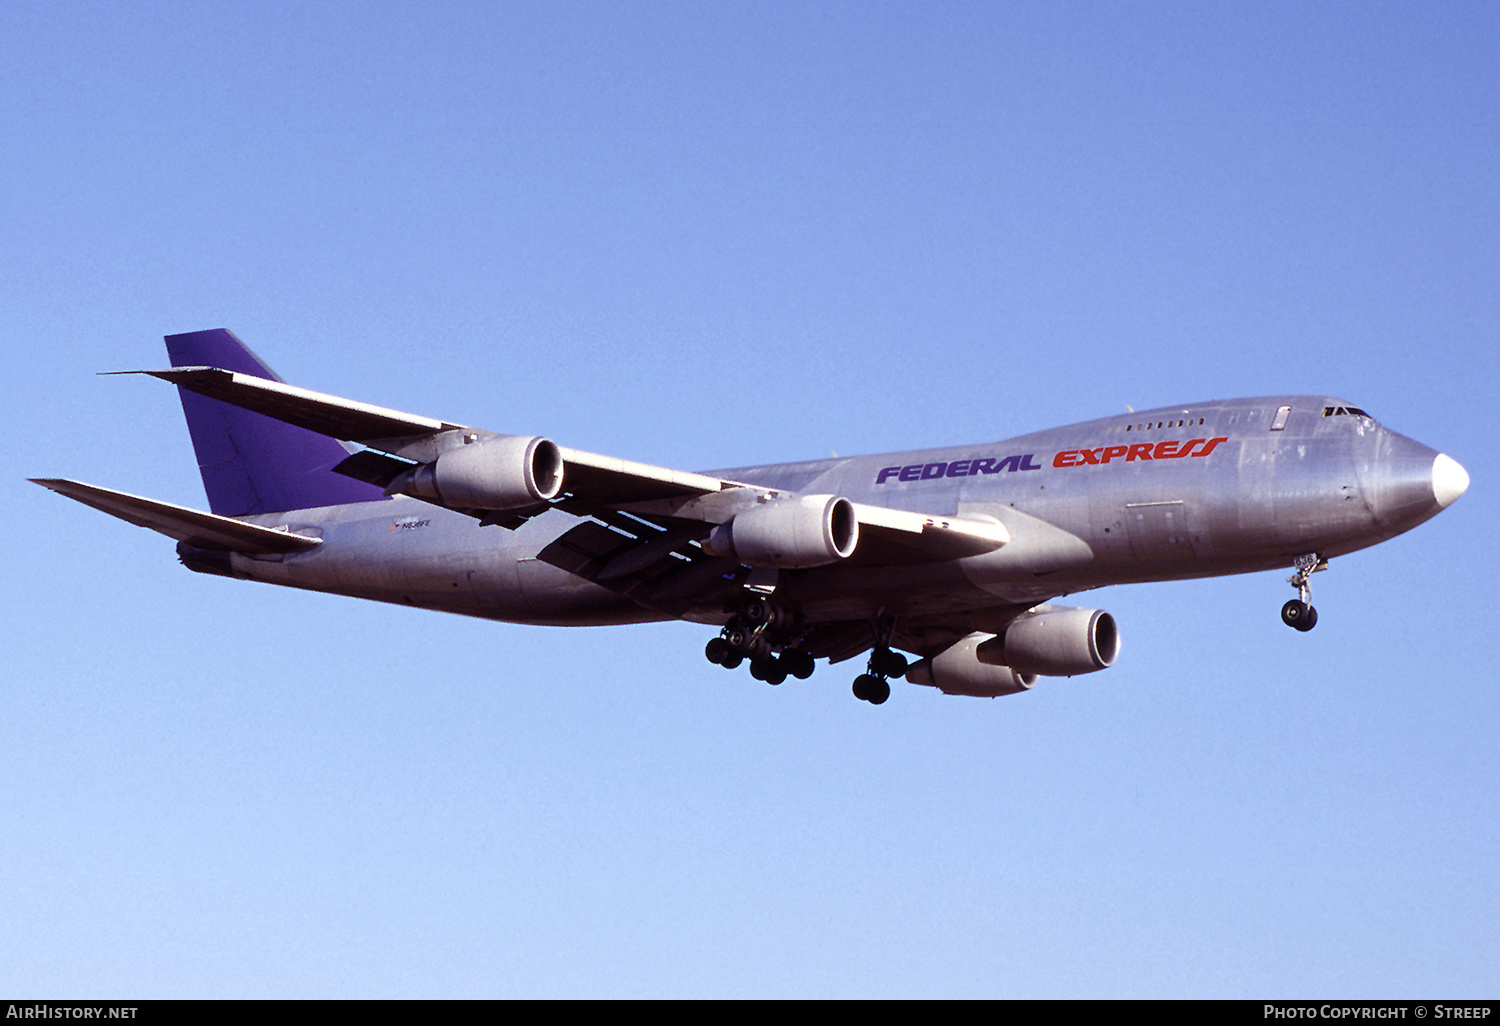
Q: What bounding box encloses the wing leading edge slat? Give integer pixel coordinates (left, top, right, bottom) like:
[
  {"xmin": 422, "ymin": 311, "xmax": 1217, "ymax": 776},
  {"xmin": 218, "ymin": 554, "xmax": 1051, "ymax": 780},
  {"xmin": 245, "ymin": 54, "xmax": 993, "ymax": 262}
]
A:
[{"xmin": 124, "ymin": 367, "xmax": 458, "ymax": 441}]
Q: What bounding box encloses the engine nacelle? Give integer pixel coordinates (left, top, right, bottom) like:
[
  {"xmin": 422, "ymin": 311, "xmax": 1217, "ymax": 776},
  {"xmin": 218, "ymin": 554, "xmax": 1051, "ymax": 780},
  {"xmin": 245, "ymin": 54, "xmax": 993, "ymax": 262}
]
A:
[
  {"xmin": 393, "ymin": 435, "xmax": 564, "ymax": 510},
  {"xmin": 906, "ymin": 633, "xmax": 1037, "ymax": 698},
  {"xmin": 703, "ymin": 494, "xmax": 858, "ymax": 568},
  {"xmin": 977, "ymin": 605, "xmax": 1120, "ymax": 677}
]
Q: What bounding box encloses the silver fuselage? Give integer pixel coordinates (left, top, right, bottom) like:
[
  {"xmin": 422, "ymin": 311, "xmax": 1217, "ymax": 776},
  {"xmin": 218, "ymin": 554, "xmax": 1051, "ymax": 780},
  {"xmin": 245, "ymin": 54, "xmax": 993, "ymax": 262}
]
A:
[{"xmin": 222, "ymin": 396, "xmax": 1454, "ymax": 630}]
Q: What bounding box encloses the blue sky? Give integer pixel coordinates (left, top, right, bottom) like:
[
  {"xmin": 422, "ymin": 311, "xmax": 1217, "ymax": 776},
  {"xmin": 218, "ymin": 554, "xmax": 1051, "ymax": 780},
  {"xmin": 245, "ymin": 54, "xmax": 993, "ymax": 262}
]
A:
[{"xmin": 5, "ymin": 1, "xmax": 1497, "ymax": 997}]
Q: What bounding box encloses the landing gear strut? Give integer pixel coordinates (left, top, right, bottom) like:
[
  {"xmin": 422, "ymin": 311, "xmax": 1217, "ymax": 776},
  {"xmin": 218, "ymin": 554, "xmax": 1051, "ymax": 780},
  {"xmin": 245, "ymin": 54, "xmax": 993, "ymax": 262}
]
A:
[{"xmin": 1282, "ymin": 553, "xmax": 1327, "ymax": 632}]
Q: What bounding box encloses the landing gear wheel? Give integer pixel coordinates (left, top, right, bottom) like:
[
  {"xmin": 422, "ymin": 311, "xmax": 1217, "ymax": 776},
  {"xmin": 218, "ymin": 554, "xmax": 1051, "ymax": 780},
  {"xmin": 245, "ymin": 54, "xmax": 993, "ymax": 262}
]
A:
[
  {"xmin": 852, "ymin": 673, "xmax": 890, "ymax": 704},
  {"xmin": 740, "ymin": 596, "xmax": 786, "ymax": 630},
  {"xmin": 869, "ymin": 647, "xmax": 908, "ymax": 679},
  {"xmin": 750, "ymin": 656, "xmax": 786, "ymax": 684},
  {"xmin": 783, "ymin": 650, "xmax": 816, "ymax": 680},
  {"xmin": 705, "ymin": 637, "xmax": 730, "ymax": 665},
  {"xmin": 725, "ymin": 626, "xmax": 770, "ymax": 660},
  {"xmin": 1281, "ymin": 599, "xmax": 1317, "ymax": 632}
]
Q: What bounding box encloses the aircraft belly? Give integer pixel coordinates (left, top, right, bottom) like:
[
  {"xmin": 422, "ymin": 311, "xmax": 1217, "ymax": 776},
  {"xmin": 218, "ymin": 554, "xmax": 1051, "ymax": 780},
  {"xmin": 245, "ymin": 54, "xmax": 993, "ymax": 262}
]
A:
[
  {"xmin": 773, "ymin": 560, "xmax": 997, "ymax": 622},
  {"xmin": 233, "ymin": 500, "xmax": 661, "ymax": 627},
  {"xmin": 512, "ymin": 556, "xmax": 667, "ymax": 626}
]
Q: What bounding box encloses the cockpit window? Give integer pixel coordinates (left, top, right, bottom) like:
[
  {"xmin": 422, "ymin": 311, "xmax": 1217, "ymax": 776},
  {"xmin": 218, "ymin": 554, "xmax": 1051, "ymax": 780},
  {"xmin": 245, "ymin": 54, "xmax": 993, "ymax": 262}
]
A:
[{"xmin": 1322, "ymin": 406, "xmax": 1373, "ymax": 419}]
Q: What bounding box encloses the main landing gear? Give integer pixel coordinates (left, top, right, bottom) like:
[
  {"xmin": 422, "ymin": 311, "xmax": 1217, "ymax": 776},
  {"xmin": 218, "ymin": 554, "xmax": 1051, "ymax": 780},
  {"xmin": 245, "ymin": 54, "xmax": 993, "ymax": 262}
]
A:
[
  {"xmin": 704, "ymin": 598, "xmax": 909, "ymax": 705},
  {"xmin": 852, "ymin": 646, "xmax": 908, "ymax": 706},
  {"xmin": 704, "ymin": 597, "xmax": 815, "ymax": 687},
  {"xmin": 1281, "ymin": 553, "xmax": 1328, "ymax": 632}
]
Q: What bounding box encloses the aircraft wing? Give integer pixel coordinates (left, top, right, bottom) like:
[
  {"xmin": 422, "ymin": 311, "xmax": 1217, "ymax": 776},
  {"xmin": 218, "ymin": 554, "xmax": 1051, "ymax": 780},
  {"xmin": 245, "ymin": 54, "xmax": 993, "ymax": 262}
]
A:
[
  {"xmin": 30, "ymin": 479, "xmax": 322, "ymax": 554},
  {"xmin": 133, "ymin": 366, "xmax": 738, "ymax": 505},
  {"xmin": 130, "ymin": 364, "xmax": 1009, "ymax": 614}
]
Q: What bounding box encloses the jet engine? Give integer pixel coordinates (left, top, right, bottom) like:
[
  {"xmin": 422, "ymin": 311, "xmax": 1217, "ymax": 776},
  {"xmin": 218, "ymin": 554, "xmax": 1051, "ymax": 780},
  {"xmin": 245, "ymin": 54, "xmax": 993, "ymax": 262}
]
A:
[
  {"xmin": 391, "ymin": 435, "xmax": 564, "ymax": 510},
  {"xmin": 906, "ymin": 633, "xmax": 1038, "ymax": 698},
  {"xmin": 908, "ymin": 607, "xmax": 1119, "ymax": 698},
  {"xmin": 977, "ymin": 605, "xmax": 1120, "ymax": 677},
  {"xmin": 703, "ymin": 494, "xmax": 859, "ymax": 568}
]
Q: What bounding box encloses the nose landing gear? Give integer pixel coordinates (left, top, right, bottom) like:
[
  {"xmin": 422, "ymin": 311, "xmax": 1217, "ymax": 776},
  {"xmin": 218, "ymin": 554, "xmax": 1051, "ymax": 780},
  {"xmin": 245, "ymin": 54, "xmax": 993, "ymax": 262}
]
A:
[{"xmin": 1281, "ymin": 553, "xmax": 1327, "ymax": 632}]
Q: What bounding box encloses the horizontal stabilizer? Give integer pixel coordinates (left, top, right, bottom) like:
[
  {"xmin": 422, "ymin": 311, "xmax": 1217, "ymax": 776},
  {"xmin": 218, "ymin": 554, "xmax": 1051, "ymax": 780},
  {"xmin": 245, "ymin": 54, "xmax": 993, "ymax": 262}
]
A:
[{"xmin": 30, "ymin": 479, "xmax": 322, "ymax": 554}]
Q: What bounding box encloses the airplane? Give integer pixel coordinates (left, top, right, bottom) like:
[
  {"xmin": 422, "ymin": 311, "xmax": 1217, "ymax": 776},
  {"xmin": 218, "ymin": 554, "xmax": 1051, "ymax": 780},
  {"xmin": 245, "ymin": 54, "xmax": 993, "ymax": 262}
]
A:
[{"xmin": 32, "ymin": 329, "xmax": 1470, "ymax": 705}]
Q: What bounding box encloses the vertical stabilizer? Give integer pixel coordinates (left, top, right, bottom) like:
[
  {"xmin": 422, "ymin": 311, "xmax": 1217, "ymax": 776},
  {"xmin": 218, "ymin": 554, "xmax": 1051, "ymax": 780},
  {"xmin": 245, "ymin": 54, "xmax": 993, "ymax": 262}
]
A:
[{"xmin": 164, "ymin": 329, "xmax": 387, "ymax": 516}]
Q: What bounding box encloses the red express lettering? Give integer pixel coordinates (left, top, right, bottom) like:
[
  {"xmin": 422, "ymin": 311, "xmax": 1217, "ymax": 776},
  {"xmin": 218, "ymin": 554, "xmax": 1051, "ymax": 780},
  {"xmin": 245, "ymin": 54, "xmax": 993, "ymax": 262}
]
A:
[{"xmin": 1054, "ymin": 437, "xmax": 1229, "ymax": 468}]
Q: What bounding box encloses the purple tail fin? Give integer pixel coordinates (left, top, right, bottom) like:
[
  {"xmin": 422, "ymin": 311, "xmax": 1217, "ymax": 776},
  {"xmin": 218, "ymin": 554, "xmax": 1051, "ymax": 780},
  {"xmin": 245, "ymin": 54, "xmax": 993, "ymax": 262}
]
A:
[{"xmin": 165, "ymin": 329, "xmax": 388, "ymax": 516}]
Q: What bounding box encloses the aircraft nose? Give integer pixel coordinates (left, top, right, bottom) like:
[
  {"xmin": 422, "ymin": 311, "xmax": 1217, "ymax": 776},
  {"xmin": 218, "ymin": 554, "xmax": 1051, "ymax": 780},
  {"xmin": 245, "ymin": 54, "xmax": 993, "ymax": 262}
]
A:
[
  {"xmin": 1358, "ymin": 432, "xmax": 1468, "ymax": 535},
  {"xmin": 1432, "ymin": 452, "xmax": 1470, "ymax": 509}
]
